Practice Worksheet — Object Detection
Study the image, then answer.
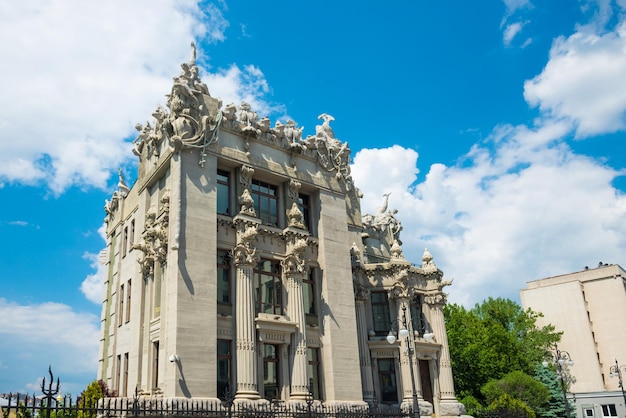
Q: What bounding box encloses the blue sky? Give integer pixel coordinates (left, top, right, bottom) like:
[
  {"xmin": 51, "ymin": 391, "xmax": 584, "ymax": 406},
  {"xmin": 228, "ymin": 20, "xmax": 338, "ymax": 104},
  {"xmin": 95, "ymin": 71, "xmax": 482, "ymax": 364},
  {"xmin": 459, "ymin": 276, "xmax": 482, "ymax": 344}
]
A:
[{"xmin": 2, "ymin": 0, "xmax": 626, "ymax": 397}]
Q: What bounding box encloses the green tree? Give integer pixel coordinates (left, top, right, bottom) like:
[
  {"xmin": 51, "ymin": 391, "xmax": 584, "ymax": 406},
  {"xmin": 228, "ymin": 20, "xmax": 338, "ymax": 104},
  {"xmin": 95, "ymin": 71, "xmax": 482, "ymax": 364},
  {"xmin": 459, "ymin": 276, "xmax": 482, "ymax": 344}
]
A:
[
  {"xmin": 487, "ymin": 393, "xmax": 536, "ymax": 418},
  {"xmin": 534, "ymin": 364, "xmax": 576, "ymax": 418},
  {"xmin": 481, "ymin": 371, "xmax": 549, "ymax": 413},
  {"xmin": 77, "ymin": 380, "xmax": 116, "ymax": 418},
  {"xmin": 444, "ymin": 297, "xmax": 560, "ymax": 401}
]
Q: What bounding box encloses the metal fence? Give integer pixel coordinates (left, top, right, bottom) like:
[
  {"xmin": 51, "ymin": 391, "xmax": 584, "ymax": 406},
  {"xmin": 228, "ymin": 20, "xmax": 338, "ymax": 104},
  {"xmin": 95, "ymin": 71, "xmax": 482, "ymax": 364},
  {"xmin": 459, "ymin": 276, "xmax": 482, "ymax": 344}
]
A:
[{"xmin": 1, "ymin": 393, "xmax": 415, "ymax": 418}]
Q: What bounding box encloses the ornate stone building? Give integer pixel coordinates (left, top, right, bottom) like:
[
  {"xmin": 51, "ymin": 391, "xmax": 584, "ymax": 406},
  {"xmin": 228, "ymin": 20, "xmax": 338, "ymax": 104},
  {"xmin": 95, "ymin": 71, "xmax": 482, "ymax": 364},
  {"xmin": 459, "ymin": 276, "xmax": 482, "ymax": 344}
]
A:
[{"xmin": 98, "ymin": 44, "xmax": 465, "ymax": 417}]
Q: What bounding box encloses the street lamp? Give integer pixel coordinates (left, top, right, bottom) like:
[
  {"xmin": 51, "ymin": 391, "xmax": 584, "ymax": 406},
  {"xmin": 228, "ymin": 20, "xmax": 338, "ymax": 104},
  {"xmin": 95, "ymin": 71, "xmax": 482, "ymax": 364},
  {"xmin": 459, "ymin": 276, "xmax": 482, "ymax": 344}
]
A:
[
  {"xmin": 609, "ymin": 358, "xmax": 626, "ymax": 407},
  {"xmin": 543, "ymin": 344, "xmax": 574, "ymax": 418},
  {"xmin": 386, "ymin": 303, "xmax": 434, "ymax": 418}
]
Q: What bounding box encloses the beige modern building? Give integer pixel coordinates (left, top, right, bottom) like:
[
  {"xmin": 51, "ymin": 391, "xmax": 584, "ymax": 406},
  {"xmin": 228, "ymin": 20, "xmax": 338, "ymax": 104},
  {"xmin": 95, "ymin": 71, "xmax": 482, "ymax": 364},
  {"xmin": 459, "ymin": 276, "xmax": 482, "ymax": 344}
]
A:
[
  {"xmin": 520, "ymin": 264, "xmax": 626, "ymax": 418},
  {"xmin": 97, "ymin": 45, "xmax": 465, "ymax": 417}
]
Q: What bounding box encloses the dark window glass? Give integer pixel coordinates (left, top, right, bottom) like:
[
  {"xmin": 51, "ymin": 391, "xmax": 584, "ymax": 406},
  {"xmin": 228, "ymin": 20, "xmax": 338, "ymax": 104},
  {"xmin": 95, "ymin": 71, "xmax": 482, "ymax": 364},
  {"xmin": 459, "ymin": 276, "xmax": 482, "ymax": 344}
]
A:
[
  {"xmin": 254, "ymin": 260, "xmax": 282, "ymax": 315},
  {"xmin": 307, "ymin": 348, "xmax": 321, "ymax": 400},
  {"xmin": 410, "ymin": 295, "xmax": 427, "ymax": 335},
  {"xmin": 217, "ymin": 170, "xmax": 230, "ymax": 215},
  {"xmin": 298, "ymin": 194, "xmax": 311, "ymax": 230},
  {"xmin": 251, "ymin": 179, "xmax": 279, "ymax": 226},
  {"xmin": 263, "ymin": 345, "xmax": 280, "ymax": 400},
  {"xmin": 217, "ymin": 340, "xmax": 232, "ymax": 400},
  {"xmin": 378, "ymin": 358, "xmax": 398, "ymax": 403},
  {"xmin": 303, "ymin": 270, "xmax": 315, "ymax": 315},
  {"xmin": 602, "ymin": 405, "xmax": 617, "ymax": 417},
  {"xmin": 217, "ymin": 250, "xmax": 231, "ymax": 305},
  {"xmin": 371, "ymin": 292, "xmax": 391, "ymax": 336}
]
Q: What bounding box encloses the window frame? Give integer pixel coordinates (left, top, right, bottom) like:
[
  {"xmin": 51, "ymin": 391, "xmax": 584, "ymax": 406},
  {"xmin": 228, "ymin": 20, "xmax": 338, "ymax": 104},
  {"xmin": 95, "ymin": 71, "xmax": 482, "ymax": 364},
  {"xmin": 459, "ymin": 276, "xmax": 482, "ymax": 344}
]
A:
[
  {"xmin": 254, "ymin": 259, "xmax": 283, "ymax": 315},
  {"xmin": 371, "ymin": 291, "xmax": 391, "ymax": 336},
  {"xmin": 251, "ymin": 179, "xmax": 279, "ymax": 227},
  {"xmin": 217, "ymin": 339, "xmax": 232, "ymax": 400},
  {"xmin": 217, "ymin": 169, "xmax": 231, "ymax": 216}
]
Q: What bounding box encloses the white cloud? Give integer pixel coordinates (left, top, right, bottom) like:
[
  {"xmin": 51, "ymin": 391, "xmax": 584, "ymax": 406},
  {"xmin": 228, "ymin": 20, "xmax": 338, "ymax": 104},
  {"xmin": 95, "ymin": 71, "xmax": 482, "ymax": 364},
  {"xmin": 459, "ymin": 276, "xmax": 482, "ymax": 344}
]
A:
[
  {"xmin": 351, "ymin": 125, "xmax": 626, "ymax": 307},
  {"xmin": 524, "ymin": 9, "xmax": 626, "ymax": 137},
  {"xmin": 202, "ymin": 64, "xmax": 287, "ymax": 119},
  {"xmin": 503, "ymin": 21, "xmax": 528, "ymax": 46},
  {"xmin": 0, "ymin": 1, "xmax": 229, "ymax": 194},
  {"xmin": 81, "ymin": 252, "xmax": 106, "ymax": 305},
  {"xmin": 0, "ymin": 298, "xmax": 100, "ymax": 393}
]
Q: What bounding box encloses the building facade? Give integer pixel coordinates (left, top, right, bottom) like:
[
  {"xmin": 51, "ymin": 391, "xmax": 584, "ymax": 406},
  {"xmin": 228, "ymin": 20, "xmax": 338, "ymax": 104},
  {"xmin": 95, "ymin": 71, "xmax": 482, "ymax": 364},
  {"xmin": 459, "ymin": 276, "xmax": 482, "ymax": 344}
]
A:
[
  {"xmin": 97, "ymin": 45, "xmax": 465, "ymax": 417},
  {"xmin": 520, "ymin": 264, "xmax": 626, "ymax": 418}
]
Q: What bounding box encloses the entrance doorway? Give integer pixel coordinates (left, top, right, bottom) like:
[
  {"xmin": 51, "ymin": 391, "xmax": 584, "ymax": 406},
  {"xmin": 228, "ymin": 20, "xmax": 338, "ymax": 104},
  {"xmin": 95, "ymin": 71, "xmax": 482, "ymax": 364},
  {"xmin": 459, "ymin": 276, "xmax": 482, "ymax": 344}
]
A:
[{"xmin": 419, "ymin": 360, "xmax": 433, "ymax": 405}]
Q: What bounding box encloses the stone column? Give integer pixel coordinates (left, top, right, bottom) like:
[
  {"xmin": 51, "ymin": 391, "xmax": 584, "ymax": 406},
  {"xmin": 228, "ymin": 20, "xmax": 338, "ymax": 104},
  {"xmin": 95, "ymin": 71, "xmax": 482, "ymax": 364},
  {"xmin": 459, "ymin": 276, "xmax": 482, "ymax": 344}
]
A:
[
  {"xmin": 354, "ymin": 285, "xmax": 375, "ymax": 403},
  {"xmin": 424, "ymin": 292, "xmax": 455, "ymax": 402},
  {"xmin": 233, "ymin": 216, "xmax": 261, "ymax": 400},
  {"xmin": 283, "ymin": 231, "xmax": 310, "ymax": 401}
]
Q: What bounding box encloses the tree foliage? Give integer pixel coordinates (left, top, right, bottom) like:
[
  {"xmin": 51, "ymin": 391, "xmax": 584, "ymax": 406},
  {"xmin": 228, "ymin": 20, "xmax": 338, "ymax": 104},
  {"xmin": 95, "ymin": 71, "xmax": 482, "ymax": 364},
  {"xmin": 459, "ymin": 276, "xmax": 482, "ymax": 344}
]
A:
[
  {"xmin": 444, "ymin": 297, "xmax": 560, "ymax": 401},
  {"xmin": 487, "ymin": 393, "xmax": 536, "ymax": 418},
  {"xmin": 77, "ymin": 380, "xmax": 116, "ymax": 418},
  {"xmin": 482, "ymin": 371, "xmax": 549, "ymax": 413},
  {"xmin": 534, "ymin": 364, "xmax": 576, "ymax": 418}
]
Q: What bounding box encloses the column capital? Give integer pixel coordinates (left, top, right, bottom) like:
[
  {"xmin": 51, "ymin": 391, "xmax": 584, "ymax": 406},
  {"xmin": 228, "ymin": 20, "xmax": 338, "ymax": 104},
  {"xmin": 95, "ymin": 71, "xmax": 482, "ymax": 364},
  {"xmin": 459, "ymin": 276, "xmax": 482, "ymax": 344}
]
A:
[{"xmin": 424, "ymin": 292, "xmax": 447, "ymax": 307}]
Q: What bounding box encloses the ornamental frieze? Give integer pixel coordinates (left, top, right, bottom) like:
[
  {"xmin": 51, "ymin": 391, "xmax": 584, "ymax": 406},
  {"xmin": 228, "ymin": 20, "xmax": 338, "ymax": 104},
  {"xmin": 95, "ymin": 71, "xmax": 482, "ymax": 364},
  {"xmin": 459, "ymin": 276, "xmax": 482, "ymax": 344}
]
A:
[{"xmin": 133, "ymin": 191, "xmax": 170, "ymax": 276}]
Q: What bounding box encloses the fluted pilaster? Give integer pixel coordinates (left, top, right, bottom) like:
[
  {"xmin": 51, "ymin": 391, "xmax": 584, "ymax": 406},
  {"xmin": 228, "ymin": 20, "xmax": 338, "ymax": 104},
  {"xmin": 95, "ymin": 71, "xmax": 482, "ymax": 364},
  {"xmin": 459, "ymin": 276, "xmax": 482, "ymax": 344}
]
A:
[
  {"xmin": 285, "ymin": 273, "xmax": 309, "ymax": 399},
  {"xmin": 425, "ymin": 292, "xmax": 455, "ymax": 401},
  {"xmin": 233, "ymin": 216, "xmax": 260, "ymax": 400}
]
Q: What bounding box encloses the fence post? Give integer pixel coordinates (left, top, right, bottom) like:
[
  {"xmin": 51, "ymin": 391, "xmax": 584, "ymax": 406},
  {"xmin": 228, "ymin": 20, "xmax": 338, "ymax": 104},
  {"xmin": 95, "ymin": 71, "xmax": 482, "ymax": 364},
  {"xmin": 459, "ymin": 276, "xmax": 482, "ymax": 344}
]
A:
[{"xmin": 41, "ymin": 367, "xmax": 60, "ymax": 418}]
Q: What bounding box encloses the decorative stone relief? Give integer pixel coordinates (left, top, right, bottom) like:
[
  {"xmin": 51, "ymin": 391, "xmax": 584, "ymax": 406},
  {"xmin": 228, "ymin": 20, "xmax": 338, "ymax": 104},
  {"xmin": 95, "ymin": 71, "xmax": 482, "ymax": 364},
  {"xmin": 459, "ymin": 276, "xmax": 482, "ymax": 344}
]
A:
[
  {"xmin": 390, "ymin": 240, "xmax": 404, "ymax": 260},
  {"xmin": 353, "ymin": 281, "xmax": 369, "ymax": 300},
  {"xmin": 282, "ymin": 233, "xmax": 308, "ymax": 274},
  {"xmin": 350, "ymin": 242, "xmax": 362, "ymax": 265},
  {"xmin": 424, "ymin": 292, "xmax": 447, "ymax": 307},
  {"xmin": 232, "ymin": 219, "xmax": 259, "ymax": 266},
  {"xmin": 288, "ymin": 179, "xmax": 301, "ymax": 201},
  {"xmin": 238, "ymin": 165, "xmax": 256, "ymax": 216},
  {"xmin": 133, "ymin": 192, "xmax": 170, "ymax": 276},
  {"xmin": 305, "ymin": 113, "xmax": 353, "ymax": 190},
  {"xmin": 104, "ymin": 169, "xmax": 131, "ymax": 224},
  {"xmin": 362, "ymin": 193, "xmax": 403, "ymax": 242},
  {"xmin": 421, "ymin": 248, "xmax": 438, "ymax": 273},
  {"xmin": 287, "ymin": 202, "xmax": 306, "ymax": 229}
]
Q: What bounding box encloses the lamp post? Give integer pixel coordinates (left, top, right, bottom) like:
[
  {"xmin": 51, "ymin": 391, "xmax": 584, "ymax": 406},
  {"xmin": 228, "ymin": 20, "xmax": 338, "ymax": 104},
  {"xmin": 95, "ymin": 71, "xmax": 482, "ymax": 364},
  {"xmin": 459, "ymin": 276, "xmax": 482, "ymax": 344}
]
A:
[
  {"xmin": 543, "ymin": 344, "xmax": 574, "ymax": 418},
  {"xmin": 609, "ymin": 358, "xmax": 626, "ymax": 407},
  {"xmin": 386, "ymin": 303, "xmax": 433, "ymax": 418}
]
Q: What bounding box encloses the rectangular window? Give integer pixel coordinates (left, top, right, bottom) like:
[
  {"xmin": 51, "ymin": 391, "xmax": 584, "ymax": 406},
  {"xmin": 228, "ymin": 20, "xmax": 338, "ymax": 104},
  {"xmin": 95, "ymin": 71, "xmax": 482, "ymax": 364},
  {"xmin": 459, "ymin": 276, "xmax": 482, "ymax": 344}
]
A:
[
  {"xmin": 298, "ymin": 194, "xmax": 311, "ymax": 231},
  {"xmin": 263, "ymin": 344, "xmax": 280, "ymax": 401},
  {"xmin": 217, "ymin": 340, "xmax": 232, "ymax": 400},
  {"xmin": 123, "ymin": 352, "xmax": 129, "ymax": 397},
  {"xmin": 377, "ymin": 358, "xmax": 398, "ymax": 403},
  {"xmin": 602, "ymin": 404, "xmax": 617, "ymax": 417},
  {"xmin": 303, "ymin": 269, "xmax": 318, "ymax": 326},
  {"xmin": 125, "ymin": 280, "xmax": 132, "ymax": 323},
  {"xmin": 152, "ymin": 341, "xmax": 159, "ymax": 389},
  {"xmin": 118, "ymin": 284, "xmax": 125, "ymax": 327},
  {"xmin": 122, "ymin": 226, "xmax": 128, "ymax": 257},
  {"xmin": 217, "ymin": 250, "xmax": 231, "ymax": 305},
  {"xmin": 116, "ymin": 354, "xmax": 122, "ymax": 393},
  {"xmin": 307, "ymin": 348, "xmax": 321, "ymax": 400},
  {"xmin": 153, "ymin": 265, "xmax": 162, "ymax": 318},
  {"xmin": 217, "ymin": 170, "xmax": 230, "ymax": 215},
  {"xmin": 255, "ymin": 260, "xmax": 282, "ymax": 315},
  {"xmin": 410, "ymin": 295, "xmax": 427, "ymax": 335},
  {"xmin": 251, "ymin": 179, "xmax": 278, "ymax": 227},
  {"xmin": 129, "ymin": 220, "xmax": 135, "ymax": 251},
  {"xmin": 371, "ymin": 292, "xmax": 391, "ymax": 336}
]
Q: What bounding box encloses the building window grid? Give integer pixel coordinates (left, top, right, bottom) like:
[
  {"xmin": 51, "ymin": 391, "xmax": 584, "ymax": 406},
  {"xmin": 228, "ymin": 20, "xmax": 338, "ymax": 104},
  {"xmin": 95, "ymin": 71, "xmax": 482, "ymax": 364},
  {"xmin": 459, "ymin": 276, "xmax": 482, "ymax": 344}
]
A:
[
  {"xmin": 115, "ymin": 354, "xmax": 122, "ymax": 393},
  {"xmin": 217, "ymin": 170, "xmax": 230, "ymax": 216},
  {"xmin": 255, "ymin": 260, "xmax": 282, "ymax": 315},
  {"xmin": 602, "ymin": 404, "xmax": 617, "ymax": 417},
  {"xmin": 263, "ymin": 344, "xmax": 280, "ymax": 401},
  {"xmin": 377, "ymin": 358, "xmax": 398, "ymax": 403},
  {"xmin": 371, "ymin": 291, "xmax": 391, "ymax": 336},
  {"xmin": 251, "ymin": 179, "xmax": 279, "ymax": 227}
]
